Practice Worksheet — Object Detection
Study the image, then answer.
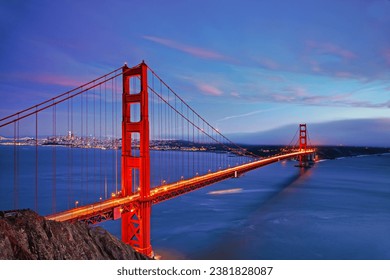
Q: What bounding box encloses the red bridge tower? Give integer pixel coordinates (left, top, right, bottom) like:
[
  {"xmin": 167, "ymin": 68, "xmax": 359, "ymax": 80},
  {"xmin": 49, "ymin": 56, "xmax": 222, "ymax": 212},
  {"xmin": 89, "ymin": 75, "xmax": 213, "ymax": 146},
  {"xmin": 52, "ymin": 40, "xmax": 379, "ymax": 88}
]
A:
[
  {"xmin": 121, "ymin": 62, "xmax": 152, "ymax": 257},
  {"xmin": 298, "ymin": 123, "xmax": 308, "ymax": 167},
  {"xmin": 299, "ymin": 123, "xmax": 307, "ymax": 151}
]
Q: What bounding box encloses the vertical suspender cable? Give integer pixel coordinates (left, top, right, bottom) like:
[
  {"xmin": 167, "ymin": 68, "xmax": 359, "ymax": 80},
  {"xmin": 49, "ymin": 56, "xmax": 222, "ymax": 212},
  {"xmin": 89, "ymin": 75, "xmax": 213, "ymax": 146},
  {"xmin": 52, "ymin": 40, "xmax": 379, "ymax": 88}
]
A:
[
  {"xmin": 114, "ymin": 75, "xmax": 118, "ymax": 194},
  {"xmin": 13, "ymin": 118, "xmax": 19, "ymax": 209},
  {"xmin": 111, "ymin": 79, "xmax": 115, "ymax": 194},
  {"xmin": 35, "ymin": 109, "xmax": 38, "ymax": 212},
  {"xmin": 70, "ymin": 96, "xmax": 74, "ymax": 207},
  {"xmin": 86, "ymin": 87, "xmax": 89, "ymax": 203},
  {"xmin": 99, "ymin": 83, "xmax": 103, "ymax": 198},
  {"xmin": 52, "ymin": 103, "xmax": 56, "ymax": 213},
  {"xmin": 80, "ymin": 89, "xmax": 84, "ymax": 205},
  {"xmin": 104, "ymin": 81, "xmax": 108, "ymax": 197},
  {"xmin": 93, "ymin": 83, "xmax": 97, "ymax": 197},
  {"xmin": 67, "ymin": 94, "xmax": 70, "ymax": 209}
]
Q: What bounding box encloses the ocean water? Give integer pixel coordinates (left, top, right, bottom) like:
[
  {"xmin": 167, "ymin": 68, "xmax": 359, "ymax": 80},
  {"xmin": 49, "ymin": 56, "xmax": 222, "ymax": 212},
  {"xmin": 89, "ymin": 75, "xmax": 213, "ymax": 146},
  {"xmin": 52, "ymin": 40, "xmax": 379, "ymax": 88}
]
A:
[
  {"xmin": 0, "ymin": 145, "xmax": 389, "ymax": 259},
  {"xmin": 101, "ymin": 153, "xmax": 390, "ymax": 260}
]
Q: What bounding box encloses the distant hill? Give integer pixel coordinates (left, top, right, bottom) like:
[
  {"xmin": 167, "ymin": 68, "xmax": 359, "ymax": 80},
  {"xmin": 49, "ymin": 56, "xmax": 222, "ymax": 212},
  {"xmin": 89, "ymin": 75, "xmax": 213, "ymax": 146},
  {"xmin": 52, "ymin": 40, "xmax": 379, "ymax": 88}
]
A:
[{"xmin": 313, "ymin": 146, "xmax": 390, "ymax": 159}]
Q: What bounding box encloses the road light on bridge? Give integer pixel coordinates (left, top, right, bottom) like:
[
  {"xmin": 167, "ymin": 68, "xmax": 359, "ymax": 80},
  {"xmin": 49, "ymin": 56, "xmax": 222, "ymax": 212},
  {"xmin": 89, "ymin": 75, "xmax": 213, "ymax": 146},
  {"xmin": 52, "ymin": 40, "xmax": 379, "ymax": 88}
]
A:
[{"xmin": 75, "ymin": 201, "xmax": 79, "ymax": 208}]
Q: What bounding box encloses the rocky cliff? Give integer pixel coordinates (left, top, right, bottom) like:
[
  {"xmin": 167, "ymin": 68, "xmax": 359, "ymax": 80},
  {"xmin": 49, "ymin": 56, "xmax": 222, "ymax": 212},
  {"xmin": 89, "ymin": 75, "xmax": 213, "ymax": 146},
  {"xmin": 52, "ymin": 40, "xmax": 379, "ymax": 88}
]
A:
[{"xmin": 0, "ymin": 209, "xmax": 148, "ymax": 260}]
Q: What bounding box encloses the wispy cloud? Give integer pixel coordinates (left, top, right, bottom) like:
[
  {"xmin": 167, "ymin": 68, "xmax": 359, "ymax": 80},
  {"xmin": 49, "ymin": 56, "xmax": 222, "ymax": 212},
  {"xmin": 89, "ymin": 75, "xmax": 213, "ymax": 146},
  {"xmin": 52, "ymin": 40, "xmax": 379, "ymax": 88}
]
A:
[
  {"xmin": 180, "ymin": 74, "xmax": 229, "ymax": 97},
  {"xmin": 216, "ymin": 107, "xmax": 288, "ymax": 126},
  {"xmin": 27, "ymin": 73, "xmax": 84, "ymax": 88},
  {"xmin": 196, "ymin": 83, "xmax": 223, "ymax": 96},
  {"xmin": 230, "ymin": 91, "xmax": 240, "ymax": 97},
  {"xmin": 1, "ymin": 71, "xmax": 85, "ymax": 88},
  {"xmin": 306, "ymin": 40, "xmax": 357, "ymax": 60},
  {"xmin": 337, "ymin": 72, "xmax": 356, "ymax": 79},
  {"xmin": 384, "ymin": 48, "xmax": 390, "ymax": 65},
  {"xmin": 143, "ymin": 35, "xmax": 228, "ymax": 61},
  {"xmin": 299, "ymin": 40, "xmax": 364, "ymax": 78},
  {"xmin": 233, "ymin": 83, "xmax": 390, "ymax": 109},
  {"xmin": 269, "ymin": 86, "xmax": 390, "ymax": 108},
  {"xmin": 218, "ymin": 110, "xmax": 266, "ymax": 122},
  {"xmin": 255, "ymin": 57, "xmax": 280, "ymax": 70}
]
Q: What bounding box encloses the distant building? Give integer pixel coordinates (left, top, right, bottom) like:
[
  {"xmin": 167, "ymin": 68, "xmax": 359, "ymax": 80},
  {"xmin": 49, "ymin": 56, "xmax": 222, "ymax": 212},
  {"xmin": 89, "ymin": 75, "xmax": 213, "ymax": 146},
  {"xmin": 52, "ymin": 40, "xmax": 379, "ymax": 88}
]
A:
[{"xmin": 68, "ymin": 131, "xmax": 74, "ymax": 140}]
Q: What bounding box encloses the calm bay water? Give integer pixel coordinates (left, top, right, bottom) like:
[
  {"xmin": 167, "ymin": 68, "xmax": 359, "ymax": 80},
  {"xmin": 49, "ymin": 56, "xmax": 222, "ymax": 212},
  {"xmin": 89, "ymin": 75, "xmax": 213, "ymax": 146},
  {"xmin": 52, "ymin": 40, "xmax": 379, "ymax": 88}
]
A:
[
  {"xmin": 103, "ymin": 153, "xmax": 390, "ymax": 260},
  {"xmin": 1, "ymin": 145, "xmax": 389, "ymax": 259}
]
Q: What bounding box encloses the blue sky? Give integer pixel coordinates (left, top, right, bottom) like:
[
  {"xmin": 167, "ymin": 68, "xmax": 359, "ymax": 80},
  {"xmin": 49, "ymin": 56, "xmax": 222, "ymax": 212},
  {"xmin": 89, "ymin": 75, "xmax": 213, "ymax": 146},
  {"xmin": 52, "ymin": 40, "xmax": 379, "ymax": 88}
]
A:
[{"xmin": 0, "ymin": 0, "xmax": 389, "ymax": 146}]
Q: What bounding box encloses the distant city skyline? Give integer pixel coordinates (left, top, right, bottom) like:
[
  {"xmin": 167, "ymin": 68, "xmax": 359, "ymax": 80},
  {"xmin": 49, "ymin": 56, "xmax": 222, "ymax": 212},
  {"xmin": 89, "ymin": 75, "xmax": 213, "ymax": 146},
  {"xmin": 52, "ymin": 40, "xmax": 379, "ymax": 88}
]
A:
[{"xmin": 1, "ymin": 1, "xmax": 389, "ymax": 146}]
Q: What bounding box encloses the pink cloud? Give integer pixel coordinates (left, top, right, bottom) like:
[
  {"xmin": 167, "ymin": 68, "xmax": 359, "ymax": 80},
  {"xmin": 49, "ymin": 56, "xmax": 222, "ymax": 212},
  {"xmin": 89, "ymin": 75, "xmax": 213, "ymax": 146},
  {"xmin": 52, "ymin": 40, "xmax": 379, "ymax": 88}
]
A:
[
  {"xmin": 307, "ymin": 59, "xmax": 322, "ymax": 73},
  {"xmin": 266, "ymin": 75, "xmax": 285, "ymax": 82},
  {"xmin": 230, "ymin": 91, "xmax": 240, "ymax": 97},
  {"xmin": 283, "ymin": 86, "xmax": 308, "ymax": 97},
  {"xmin": 384, "ymin": 49, "xmax": 390, "ymax": 65},
  {"xmin": 269, "ymin": 86, "xmax": 308, "ymax": 103},
  {"xmin": 143, "ymin": 35, "xmax": 228, "ymax": 60},
  {"xmin": 271, "ymin": 94, "xmax": 296, "ymax": 102},
  {"xmin": 257, "ymin": 58, "xmax": 279, "ymax": 70},
  {"xmin": 2, "ymin": 71, "xmax": 86, "ymax": 88},
  {"xmin": 301, "ymin": 94, "xmax": 351, "ymax": 105},
  {"xmin": 264, "ymin": 85, "xmax": 390, "ymax": 108},
  {"xmin": 196, "ymin": 83, "xmax": 223, "ymax": 96},
  {"xmin": 26, "ymin": 73, "xmax": 84, "ymax": 88},
  {"xmin": 335, "ymin": 72, "xmax": 354, "ymax": 78},
  {"xmin": 306, "ymin": 40, "xmax": 357, "ymax": 60}
]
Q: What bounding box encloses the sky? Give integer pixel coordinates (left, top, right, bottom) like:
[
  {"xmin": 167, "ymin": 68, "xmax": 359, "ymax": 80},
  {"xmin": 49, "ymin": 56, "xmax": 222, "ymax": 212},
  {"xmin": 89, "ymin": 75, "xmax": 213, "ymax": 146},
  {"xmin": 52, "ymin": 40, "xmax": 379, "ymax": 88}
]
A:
[{"xmin": 0, "ymin": 0, "xmax": 389, "ymax": 146}]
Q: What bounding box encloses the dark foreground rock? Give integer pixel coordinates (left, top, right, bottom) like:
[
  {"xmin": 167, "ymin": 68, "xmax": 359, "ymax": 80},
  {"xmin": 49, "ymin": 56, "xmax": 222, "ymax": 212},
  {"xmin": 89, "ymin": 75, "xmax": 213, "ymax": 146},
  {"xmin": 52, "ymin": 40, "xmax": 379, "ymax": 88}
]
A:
[{"xmin": 0, "ymin": 209, "xmax": 149, "ymax": 260}]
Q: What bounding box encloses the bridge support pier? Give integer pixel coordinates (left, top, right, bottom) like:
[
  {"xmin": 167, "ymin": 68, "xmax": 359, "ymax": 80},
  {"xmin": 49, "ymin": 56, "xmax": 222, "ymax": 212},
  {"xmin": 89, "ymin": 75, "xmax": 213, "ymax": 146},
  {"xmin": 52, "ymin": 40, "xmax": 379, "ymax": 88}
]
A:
[{"xmin": 121, "ymin": 61, "xmax": 153, "ymax": 258}]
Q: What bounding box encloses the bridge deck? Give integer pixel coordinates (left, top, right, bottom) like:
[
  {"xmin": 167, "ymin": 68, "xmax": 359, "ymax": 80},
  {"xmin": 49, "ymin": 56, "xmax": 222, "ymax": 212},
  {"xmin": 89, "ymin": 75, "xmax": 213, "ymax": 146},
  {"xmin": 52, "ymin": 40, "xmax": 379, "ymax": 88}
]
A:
[{"xmin": 46, "ymin": 150, "xmax": 315, "ymax": 223}]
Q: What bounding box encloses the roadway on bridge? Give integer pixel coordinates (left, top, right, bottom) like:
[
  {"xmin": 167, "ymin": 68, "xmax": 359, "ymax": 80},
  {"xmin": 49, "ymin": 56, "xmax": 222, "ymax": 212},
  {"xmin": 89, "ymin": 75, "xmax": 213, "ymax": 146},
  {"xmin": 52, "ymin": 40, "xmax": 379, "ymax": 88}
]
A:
[{"xmin": 46, "ymin": 149, "xmax": 315, "ymax": 223}]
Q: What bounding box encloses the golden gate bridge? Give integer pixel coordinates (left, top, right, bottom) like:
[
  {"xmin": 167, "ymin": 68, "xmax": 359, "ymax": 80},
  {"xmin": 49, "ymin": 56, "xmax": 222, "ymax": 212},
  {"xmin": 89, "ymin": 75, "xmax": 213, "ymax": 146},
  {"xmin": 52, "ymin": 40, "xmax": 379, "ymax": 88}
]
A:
[{"xmin": 0, "ymin": 61, "xmax": 315, "ymax": 258}]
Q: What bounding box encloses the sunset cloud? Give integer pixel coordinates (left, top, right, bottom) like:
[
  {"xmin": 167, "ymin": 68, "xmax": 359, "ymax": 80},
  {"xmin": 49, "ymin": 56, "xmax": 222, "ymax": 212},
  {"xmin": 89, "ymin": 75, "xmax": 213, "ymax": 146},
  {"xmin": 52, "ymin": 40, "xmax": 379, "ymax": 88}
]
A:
[
  {"xmin": 335, "ymin": 72, "xmax": 354, "ymax": 78},
  {"xmin": 27, "ymin": 74, "xmax": 84, "ymax": 88},
  {"xmin": 143, "ymin": 35, "xmax": 228, "ymax": 61},
  {"xmin": 306, "ymin": 40, "xmax": 357, "ymax": 60},
  {"xmin": 196, "ymin": 83, "xmax": 223, "ymax": 96},
  {"xmin": 268, "ymin": 86, "xmax": 390, "ymax": 109},
  {"xmin": 256, "ymin": 58, "xmax": 279, "ymax": 70},
  {"xmin": 0, "ymin": 71, "xmax": 86, "ymax": 89},
  {"xmin": 384, "ymin": 49, "xmax": 390, "ymax": 65}
]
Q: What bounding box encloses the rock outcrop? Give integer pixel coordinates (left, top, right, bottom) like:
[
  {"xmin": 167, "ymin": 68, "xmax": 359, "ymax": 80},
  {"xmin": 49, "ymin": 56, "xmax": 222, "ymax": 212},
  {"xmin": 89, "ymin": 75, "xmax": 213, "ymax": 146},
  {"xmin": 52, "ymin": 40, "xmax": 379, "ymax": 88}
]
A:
[{"xmin": 0, "ymin": 209, "xmax": 148, "ymax": 260}]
